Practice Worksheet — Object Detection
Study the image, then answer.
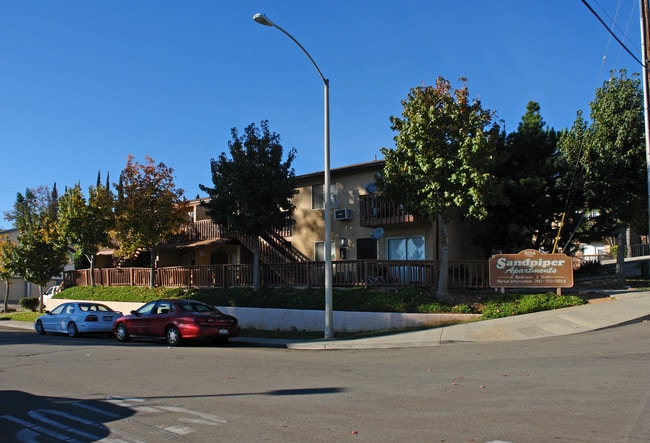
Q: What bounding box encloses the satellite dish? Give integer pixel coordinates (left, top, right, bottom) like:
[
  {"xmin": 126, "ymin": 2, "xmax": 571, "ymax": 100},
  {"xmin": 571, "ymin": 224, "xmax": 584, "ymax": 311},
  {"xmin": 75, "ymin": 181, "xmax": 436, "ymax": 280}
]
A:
[
  {"xmin": 371, "ymin": 227, "xmax": 384, "ymax": 240},
  {"xmin": 365, "ymin": 183, "xmax": 377, "ymax": 193}
]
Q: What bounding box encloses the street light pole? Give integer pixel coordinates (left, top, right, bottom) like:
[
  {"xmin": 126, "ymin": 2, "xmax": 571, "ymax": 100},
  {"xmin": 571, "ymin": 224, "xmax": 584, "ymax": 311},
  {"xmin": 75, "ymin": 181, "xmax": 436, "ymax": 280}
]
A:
[{"xmin": 253, "ymin": 13, "xmax": 334, "ymax": 339}]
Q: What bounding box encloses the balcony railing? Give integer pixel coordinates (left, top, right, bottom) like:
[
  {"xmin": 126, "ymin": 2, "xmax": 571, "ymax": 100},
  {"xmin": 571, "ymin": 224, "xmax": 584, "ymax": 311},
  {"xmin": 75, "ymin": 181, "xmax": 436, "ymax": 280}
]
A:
[
  {"xmin": 167, "ymin": 219, "xmax": 227, "ymax": 243},
  {"xmin": 64, "ymin": 259, "xmax": 489, "ymax": 290},
  {"xmin": 359, "ymin": 195, "xmax": 423, "ymax": 227},
  {"xmin": 168, "ymin": 219, "xmax": 292, "ymax": 245}
]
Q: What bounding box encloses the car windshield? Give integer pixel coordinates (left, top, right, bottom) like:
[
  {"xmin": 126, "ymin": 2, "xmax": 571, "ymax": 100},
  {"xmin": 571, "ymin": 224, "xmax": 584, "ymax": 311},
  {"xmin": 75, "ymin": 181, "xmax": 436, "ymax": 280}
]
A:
[{"xmin": 178, "ymin": 300, "xmax": 216, "ymax": 313}]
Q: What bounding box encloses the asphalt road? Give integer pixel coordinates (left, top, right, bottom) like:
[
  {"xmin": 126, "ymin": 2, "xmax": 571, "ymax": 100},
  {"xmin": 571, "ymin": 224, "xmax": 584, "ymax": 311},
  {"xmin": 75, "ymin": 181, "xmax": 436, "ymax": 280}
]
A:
[{"xmin": 1, "ymin": 320, "xmax": 649, "ymax": 442}]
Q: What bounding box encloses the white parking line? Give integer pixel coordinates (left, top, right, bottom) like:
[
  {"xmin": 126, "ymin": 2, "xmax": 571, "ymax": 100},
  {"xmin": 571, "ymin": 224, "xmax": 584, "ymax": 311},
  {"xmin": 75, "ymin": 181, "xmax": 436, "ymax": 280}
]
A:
[
  {"xmin": 157, "ymin": 405, "xmax": 227, "ymax": 425},
  {"xmin": 3, "ymin": 397, "xmax": 227, "ymax": 442}
]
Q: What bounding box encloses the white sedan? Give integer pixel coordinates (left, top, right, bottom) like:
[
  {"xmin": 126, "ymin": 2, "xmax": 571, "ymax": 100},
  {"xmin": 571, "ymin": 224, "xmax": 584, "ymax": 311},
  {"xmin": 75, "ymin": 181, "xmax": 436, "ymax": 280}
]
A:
[{"xmin": 34, "ymin": 302, "xmax": 123, "ymax": 337}]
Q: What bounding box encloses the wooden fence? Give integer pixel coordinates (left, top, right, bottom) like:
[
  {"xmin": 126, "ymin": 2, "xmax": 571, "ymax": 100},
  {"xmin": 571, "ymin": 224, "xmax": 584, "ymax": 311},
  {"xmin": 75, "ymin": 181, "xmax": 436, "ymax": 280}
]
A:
[{"xmin": 63, "ymin": 260, "xmax": 489, "ymax": 290}]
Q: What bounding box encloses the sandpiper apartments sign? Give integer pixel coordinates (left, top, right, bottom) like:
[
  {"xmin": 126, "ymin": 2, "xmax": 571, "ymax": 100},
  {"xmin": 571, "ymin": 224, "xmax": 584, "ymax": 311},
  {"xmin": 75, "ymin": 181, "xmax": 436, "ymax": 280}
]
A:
[{"xmin": 489, "ymin": 249, "xmax": 574, "ymax": 289}]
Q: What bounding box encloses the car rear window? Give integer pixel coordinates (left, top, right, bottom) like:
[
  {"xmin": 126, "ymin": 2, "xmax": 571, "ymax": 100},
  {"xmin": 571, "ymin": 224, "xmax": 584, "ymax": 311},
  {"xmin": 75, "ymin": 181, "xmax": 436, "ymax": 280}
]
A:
[
  {"xmin": 79, "ymin": 304, "xmax": 111, "ymax": 312},
  {"xmin": 180, "ymin": 301, "xmax": 213, "ymax": 313}
]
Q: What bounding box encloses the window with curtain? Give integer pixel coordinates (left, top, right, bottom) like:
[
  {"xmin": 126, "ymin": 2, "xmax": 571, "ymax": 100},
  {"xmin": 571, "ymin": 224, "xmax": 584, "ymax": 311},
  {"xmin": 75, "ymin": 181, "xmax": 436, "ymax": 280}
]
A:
[{"xmin": 387, "ymin": 236, "xmax": 425, "ymax": 260}]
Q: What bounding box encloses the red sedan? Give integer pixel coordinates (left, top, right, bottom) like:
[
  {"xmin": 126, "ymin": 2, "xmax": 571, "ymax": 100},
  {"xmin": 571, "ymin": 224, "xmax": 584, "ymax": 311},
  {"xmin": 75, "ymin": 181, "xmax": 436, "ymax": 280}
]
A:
[{"xmin": 113, "ymin": 299, "xmax": 240, "ymax": 346}]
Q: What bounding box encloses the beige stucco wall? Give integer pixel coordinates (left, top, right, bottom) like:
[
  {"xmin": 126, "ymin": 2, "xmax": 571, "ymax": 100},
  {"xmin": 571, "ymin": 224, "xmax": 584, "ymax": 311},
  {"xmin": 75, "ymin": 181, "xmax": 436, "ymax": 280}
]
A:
[{"xmin": 292, "ymin": 166, "xmax": 382, "ymax": 260}]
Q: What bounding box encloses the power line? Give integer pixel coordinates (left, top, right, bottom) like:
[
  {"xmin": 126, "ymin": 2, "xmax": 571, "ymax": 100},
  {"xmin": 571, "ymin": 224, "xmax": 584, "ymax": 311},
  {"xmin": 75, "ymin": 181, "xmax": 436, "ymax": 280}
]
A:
[{"xmin": 582, "ymin": 0, "xmax": 645, "ymax": 67}]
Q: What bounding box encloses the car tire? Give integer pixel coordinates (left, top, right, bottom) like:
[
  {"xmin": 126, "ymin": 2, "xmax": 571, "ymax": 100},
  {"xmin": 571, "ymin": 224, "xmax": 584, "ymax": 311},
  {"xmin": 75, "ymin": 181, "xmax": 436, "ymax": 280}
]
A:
[
  {"xmin": 166, "ymin": 325, "xmax": 181, "ymax": 346},
  {"xmin": 68, "ymin": 322, "xmax": 79, "ymax": 338},
  {"xmin": 35, "ymin": 320, "xmax": 46, "ymax": 335},
  {"xmin": 115, "ymin": 323, "xmax": 130, "ymax": 342}
]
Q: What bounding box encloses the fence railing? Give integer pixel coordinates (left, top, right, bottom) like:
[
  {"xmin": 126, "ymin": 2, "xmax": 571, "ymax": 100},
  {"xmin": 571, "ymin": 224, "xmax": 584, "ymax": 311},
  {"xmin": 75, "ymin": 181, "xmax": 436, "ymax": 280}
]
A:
[
  {"xmin": 630, "ymin": 243, "xmax": 650, "ymax": 258},
  {"xmin": 66, "ymin": 267, "xmax": 152, "ymax": 288},
  {"xmin": 63, "ymin": 260, "xmax": 490, "ymax": 290}
]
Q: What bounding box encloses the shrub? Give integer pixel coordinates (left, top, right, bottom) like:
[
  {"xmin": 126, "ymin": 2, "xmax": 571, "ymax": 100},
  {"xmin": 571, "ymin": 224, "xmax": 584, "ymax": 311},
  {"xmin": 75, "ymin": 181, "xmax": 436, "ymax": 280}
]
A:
[
  {"xmin": 450, "ymin": 304, "xmax": 475, "ymax": 314},
  {"xmin": 481, "ymin": 293, "xmax": 584, "ymax": 319},
  {"xmin": 19, "ymin": 297, "xmax": 40, "ymax": 312}
]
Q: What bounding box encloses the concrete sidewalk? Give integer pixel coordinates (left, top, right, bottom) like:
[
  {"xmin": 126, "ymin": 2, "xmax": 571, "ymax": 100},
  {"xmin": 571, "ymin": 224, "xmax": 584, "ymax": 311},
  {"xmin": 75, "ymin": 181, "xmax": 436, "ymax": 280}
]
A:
[
  {"xmin": 3, "ymin": 289, "xmax": 649, "ymax": 350},
  {"xmin": 286, "ymin": 289, "xmax": 650, "ymax": 349}
]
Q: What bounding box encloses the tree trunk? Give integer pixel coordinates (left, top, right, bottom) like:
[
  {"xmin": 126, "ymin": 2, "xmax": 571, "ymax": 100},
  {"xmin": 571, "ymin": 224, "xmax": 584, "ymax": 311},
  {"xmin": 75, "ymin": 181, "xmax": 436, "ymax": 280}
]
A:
[
  {"xmin": 436, "ymin": 216, "xmax": 453, "ymax": 304},
  {"xmin": 615, "ymin": 225, "xmax": 626, "ymax": 286},
  {"xmin": 87, "ymin": 254, "xmax": 96, "ymax": 288},
  {"xmin": 253, "ymin": 239, "xmax": 260, "ymax": 291},
  {"xmin": 149, "ymin": 247, "xmax": 156, "ymax": 289}
]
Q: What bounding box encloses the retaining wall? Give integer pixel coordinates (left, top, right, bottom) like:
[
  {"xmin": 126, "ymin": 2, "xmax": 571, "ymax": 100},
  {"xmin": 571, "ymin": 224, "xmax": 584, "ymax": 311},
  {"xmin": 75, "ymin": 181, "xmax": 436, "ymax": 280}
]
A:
[{"xmin": 44, "ymin": 299, "xmax": 479, "ymax": 332}]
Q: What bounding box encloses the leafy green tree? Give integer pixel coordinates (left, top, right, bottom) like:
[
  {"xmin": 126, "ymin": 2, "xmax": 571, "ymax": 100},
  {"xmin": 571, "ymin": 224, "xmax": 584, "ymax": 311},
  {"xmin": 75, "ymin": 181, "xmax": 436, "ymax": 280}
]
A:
[
  {"xmin": 58, "ymin": 174, "xmax": 115, "ymax": 287},
  {"xmin": 379, "ymin": 77, "xmax": 501, "ymax": 303},
  {"xmin": 0, "ymin": 234, "xmax": 19, "ymax": 312},
  {"xmin": 482, "ymin": 101, "xmax": 563, "ymax": 252},
  {"xmin": 114, "ymin": 155, "xmax": 188, "ymax": 288},
  {"xmin": 5, "ymin": 187, "xmax": 68, "ymax": 311},
  {"xmin": 558, "ymin": 70, "xmax": 646, "ymax": 282},
  {"xmin": 200, "ymin": 120, "xmax": 297, "ymax": 291}
]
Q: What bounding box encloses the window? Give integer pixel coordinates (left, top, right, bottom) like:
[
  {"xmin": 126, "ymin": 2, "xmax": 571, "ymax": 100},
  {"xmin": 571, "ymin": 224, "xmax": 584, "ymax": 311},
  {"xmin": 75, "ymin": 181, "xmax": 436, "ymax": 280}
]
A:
[
  {"xmin": 387, "ymin": 236, "xmax": 425, "ymax": 260},
  {"xmin": 311, "ymin": 183, "xmax": 338, "ymax": 209},
  {"xmin": 137, "ymin": 301, "xmax": 157, "ymax": 315},
  {"xmin": 156, "ymin": 302, "xmax": 173, "ymax": 315},
  {"xmin": 315, "ymin": 241, "xmax": 336, "ymax": 261},
  {"xmin": 51, "ymin": 304, "xmax": 65, "ymax": 315},
  {"xmin": 312, "ymin": 184, "xmax": 324, "ymax": 209}
]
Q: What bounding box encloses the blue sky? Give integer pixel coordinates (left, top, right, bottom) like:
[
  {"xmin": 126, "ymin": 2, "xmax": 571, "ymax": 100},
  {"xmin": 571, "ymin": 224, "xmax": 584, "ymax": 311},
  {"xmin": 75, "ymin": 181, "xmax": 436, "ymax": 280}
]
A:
[{"xmin": 0, "ymin": 0, "xmax": 643, "ymax": 229}]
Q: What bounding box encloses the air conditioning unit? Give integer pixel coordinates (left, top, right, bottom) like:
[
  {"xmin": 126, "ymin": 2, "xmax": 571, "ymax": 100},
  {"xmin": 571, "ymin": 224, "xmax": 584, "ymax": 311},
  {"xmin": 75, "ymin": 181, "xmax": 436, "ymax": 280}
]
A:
[{"xmin": 334, "ymin": 208, "xmax": 353, "ymax": 221}]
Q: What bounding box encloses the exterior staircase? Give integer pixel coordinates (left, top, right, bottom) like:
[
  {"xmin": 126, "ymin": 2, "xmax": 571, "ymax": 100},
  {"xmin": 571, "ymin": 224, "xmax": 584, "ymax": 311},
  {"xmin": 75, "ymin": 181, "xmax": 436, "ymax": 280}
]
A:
[{"xmin": 171, "ymin": 219, "xmax": 308, "ymax": 285}]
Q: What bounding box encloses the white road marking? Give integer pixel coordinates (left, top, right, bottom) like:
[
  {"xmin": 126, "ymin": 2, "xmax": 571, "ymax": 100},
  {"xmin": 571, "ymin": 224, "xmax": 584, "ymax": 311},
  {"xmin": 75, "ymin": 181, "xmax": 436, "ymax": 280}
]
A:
[
  {"xmin": 164, "ymin": 425, "xmax": 194, "ymax": 435},
  {"xmin": 157, "ymin": 405, "xmax": 227, "ymax": 424},
  {"xmin": 3, "ymin": 396, "xmax": 228, "ymax": 442}
]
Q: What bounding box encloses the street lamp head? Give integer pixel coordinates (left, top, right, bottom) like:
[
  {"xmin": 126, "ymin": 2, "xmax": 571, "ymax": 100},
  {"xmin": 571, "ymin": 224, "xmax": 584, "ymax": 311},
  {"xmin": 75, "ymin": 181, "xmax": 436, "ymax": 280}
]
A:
[{"xmin": 253, "ymin": 13, "xmax": 275, "ymax": 27}]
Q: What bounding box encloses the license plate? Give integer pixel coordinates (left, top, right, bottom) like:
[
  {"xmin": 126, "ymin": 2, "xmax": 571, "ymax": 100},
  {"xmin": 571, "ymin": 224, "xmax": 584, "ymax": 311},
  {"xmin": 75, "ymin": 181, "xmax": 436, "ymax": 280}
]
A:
[{"xmin": 219, "ymin": 329, "xmax": 229, "ymax": 334}]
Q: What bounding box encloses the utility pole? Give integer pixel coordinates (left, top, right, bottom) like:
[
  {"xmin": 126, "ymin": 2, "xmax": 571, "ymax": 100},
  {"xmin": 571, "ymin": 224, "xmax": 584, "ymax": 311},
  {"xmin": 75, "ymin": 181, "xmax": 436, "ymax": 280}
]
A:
[{"xmin": 641, "ymin": 0, "xmax": 650, "ymax": 242}]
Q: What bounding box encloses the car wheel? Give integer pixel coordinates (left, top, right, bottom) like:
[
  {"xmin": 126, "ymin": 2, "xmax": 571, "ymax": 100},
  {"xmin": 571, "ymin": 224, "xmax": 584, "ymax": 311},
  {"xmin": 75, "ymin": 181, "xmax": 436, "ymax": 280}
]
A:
[
  {"xmin": 35, "ymin": 320, "xmax": 46, "ymax": 335},
  {"xmin": 166, "ymin": 325, "xmax": 181, "ymax": 346},
  {"xmin": 68, "ymin": 322, "xmax": 79, "ymax": 338},
  {"xmin": 115, "ymin": 323, "xmax": 130, "ymax": 342}
]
